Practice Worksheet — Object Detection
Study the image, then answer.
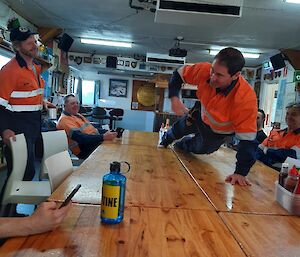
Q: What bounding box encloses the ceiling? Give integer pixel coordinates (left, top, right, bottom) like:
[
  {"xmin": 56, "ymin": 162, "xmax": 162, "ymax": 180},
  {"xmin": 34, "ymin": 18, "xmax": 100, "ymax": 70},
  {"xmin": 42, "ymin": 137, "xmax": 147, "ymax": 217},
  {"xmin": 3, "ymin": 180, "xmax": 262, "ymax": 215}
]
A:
[{"xmin": 2, "ymin": 0, "xmax": 300, "ymax": 67}]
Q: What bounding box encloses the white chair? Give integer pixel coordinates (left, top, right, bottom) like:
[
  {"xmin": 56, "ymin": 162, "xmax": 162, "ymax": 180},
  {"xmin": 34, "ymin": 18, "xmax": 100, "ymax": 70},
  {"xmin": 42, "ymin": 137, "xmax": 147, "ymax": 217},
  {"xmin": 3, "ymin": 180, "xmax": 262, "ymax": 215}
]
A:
[
  {"xmin": 40, "ymin": 130, "xmax": 68, "ymax": 180},
  {"xmin": 1, "ymin": 134, "xmax": 51, "ymax": 209},
  {"xmin": 44, "ymin": 150, "xmax": 73, "ymax": 192}
]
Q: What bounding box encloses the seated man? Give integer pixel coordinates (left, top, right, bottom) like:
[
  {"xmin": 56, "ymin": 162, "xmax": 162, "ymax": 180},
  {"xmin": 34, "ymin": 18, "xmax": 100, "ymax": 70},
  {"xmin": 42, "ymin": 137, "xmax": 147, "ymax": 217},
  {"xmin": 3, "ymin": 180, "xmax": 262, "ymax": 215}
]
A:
[
  {"xmin": 256, "ymin": 102, "xmax": 300, "ymax": 167},
  {"xmin": 57, "ymin": 94, "xmax": 117, "ymax": 159},
  {"xmin": 256, "ymin": 109, "xmax": 267, "ymax": 144},
  {"xmin": 0, "ymin": 202, "xmax": 70, "ymax": 239}
]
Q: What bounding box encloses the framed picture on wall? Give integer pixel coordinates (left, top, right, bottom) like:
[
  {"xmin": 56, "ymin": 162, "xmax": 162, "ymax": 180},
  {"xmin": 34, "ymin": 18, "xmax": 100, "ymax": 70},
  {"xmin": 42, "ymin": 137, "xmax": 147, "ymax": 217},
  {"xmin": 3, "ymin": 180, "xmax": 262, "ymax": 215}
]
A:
[{"xmin": 109, "ymin": 79, "xmax": 128, "ymax": 97}]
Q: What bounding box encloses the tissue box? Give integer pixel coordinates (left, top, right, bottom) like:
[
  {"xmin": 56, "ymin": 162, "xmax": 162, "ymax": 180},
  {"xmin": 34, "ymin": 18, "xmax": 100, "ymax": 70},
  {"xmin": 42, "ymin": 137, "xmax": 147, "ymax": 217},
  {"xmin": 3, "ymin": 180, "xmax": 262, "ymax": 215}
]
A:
[{"xmin": 275, "ymin": 182, "xmax": 300, "ymax": 215}]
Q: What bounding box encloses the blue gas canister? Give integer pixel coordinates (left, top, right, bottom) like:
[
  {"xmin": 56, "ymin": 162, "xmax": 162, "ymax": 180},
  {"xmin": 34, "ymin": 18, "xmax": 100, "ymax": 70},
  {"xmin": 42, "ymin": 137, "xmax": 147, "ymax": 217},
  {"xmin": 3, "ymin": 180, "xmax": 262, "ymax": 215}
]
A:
[{"xmin": 100, "ymin": 161, "xmax": 130, "ymax": 224}]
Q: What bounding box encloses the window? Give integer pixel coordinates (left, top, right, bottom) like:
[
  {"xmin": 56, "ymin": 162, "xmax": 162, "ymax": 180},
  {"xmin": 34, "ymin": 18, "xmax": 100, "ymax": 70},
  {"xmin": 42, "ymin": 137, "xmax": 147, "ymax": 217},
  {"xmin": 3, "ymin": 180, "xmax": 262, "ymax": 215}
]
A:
[
  {"xmin": 0, "ymin": 54, "xmax": 10, "ymax": 69},
  {"xmin": 73, "ymin": 78, "xmax": 79, "ymax": 94},
  {"xmin": 82, "ymin": 80, "xmax": 95, "ymax": 105}
]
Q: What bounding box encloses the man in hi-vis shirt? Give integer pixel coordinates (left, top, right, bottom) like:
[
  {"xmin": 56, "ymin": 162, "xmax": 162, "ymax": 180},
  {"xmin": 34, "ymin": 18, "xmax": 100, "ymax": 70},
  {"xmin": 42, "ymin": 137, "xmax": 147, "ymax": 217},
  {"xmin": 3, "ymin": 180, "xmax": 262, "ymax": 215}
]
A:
[
  {"xmin": 161, "ymin": 48, "xmax": 258, "ymax": 186},
  {"xmin": 0, "ymin": 26, "xmax": 51, "ymax": 200}
]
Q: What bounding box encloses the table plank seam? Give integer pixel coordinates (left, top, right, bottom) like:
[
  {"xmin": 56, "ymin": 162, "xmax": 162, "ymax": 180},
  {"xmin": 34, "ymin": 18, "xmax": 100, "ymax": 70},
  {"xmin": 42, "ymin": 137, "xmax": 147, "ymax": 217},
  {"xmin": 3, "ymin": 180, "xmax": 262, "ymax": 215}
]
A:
[
  {"xmin": 171, "ymin": 147, "xmax": 218, "ymax": 211},
  {"xmin": 217, "ymin": 212, "xmax": 249, "ymax": 257}
]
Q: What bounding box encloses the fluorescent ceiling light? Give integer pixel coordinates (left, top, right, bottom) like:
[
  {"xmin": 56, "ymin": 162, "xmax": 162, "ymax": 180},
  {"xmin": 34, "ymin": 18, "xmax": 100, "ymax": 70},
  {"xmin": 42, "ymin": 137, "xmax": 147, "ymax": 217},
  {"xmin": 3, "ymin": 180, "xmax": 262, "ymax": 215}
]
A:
[
  {"xmin": 81, "ymin": 38, "xmax": 132, "ymax": 48},
  {"xmin": 209, "ymin": 50, "xmax": 260, "ymax": 59},
  {"xmin": 284, "ymin": 0, "xmax": 300, "ymax": 4}
]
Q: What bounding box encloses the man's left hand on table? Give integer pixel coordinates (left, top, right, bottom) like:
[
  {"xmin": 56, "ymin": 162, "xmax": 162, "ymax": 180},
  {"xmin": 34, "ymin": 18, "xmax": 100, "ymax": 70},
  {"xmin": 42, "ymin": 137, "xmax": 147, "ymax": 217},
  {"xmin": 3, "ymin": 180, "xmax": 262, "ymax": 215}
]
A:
[{"xmin": 225, "ymin": 173, "xmax": 251, "ymax": 186}]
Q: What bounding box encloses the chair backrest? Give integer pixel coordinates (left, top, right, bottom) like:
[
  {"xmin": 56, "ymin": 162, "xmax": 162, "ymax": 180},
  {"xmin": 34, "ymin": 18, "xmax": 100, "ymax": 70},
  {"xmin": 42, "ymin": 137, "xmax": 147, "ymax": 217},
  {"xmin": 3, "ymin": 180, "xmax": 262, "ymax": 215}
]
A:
[
  {"xmin": 2, "ymin": 134, "xmax": 52, "ymax": 207},
  {"xmin": 44, "ymin": 150, "xmax": 73, "ymax": 192},
  {"xmin": 109, "ymin": 108, "xmax": 124, "ymax": 117},
  {"xmin": 2, "ymin": 134, "xmax": 28, "ymax": 204},
  {"xmin": 8, "ymin": 134, "xmax": 27, "ymax": 183},
  {"xmin": 40, "ymin": 130, "xmax": 68, "ymax": 180},
  {"xmin": 92, "ymin": 107, "xmax": 107, "ymax": 116}
]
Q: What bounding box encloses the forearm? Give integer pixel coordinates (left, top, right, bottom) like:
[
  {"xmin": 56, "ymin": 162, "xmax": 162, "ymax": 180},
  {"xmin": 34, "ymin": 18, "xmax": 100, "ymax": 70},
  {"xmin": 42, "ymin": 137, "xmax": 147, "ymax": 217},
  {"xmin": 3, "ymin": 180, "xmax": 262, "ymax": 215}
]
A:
[
  {"xmin": 0, "ymin": 217, "xmax": 35, "ymax": 238},
  {"xmin": 168, "ymin": 69, "xmax": 184, "ymax": 98},
  {"xmin": 235, "ymin": 140, "xmax": 258, "ymax": 176},
  {"xmin": 266, "ymin": 148, "xmax": 297, "ymax": 163},
  {"xmin": 71, "ymin": 130, "xmax": 104, "ymax": 145}
]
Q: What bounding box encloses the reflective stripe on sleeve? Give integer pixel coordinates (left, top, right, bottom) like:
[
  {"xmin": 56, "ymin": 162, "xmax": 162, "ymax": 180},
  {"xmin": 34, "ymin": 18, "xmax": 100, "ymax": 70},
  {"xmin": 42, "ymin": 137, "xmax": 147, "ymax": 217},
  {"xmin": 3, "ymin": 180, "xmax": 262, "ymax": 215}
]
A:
[
  {"xmin": 6, "ymin": 104, "xmax": 43, "ymax": 112},
  {"xmin": 0, "ymin": 97, "xmax": 8, "ymax": 107},
  {"xmin": 10, "ymin": 88, "xmax": 44, "ymax": 98},
  {"xmin": 236, "ymin": 132, "xmax": 257, "ymax": 141}
]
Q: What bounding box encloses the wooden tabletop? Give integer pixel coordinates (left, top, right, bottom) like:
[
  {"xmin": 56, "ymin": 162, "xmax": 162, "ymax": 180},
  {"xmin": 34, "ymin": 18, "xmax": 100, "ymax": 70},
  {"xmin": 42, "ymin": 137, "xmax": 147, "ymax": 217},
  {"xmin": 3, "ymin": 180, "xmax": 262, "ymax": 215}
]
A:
[
  {"xmin": 220, "ymin": 212, "xmax": 300, "ymax": 257},
  {"xmin": 0, "ymin": 205, "xmax": 246, "ymax": 257},
  {"xmin": 2, "ymin": 131, "xmax": 300, "ymax": 257},
  {"xmin": 173, "ymin": 146, "xmax": 289, "ymax": 215},
  {"xmin": 105, "ymin": 130, "xmax": 159, "ymax": 147},
  {"xmin": 49, "ymin": 144, "xmax": 214, "ymax": 210}
]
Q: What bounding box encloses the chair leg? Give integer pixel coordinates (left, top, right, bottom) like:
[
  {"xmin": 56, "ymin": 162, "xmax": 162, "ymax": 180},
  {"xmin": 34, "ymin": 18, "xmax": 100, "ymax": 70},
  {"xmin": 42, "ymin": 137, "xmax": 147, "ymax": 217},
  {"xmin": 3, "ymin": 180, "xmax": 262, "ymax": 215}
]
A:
[{"xmin": 109, "ymin": 119, "xmax": 113, "ymax": 130}]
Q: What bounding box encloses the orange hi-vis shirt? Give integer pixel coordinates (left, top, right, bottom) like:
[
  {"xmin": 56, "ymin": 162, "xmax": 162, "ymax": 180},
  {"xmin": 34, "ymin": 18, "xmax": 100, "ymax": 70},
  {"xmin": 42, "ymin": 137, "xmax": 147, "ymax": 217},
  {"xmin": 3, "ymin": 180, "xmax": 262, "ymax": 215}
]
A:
[
  {"xmin": 261, "ymin": 128, "xmax": 300, "ymax": 150},
  {"xmin": 57, "ymin": 112, "xmax": 99, "ymax": 156},
  {"xmin": 179, "ymin": 62, "xmax": 257, "ymax": 141},
  {"xmin": 0, "ymin": 53, "xmax": 45, "ymax": 112}
]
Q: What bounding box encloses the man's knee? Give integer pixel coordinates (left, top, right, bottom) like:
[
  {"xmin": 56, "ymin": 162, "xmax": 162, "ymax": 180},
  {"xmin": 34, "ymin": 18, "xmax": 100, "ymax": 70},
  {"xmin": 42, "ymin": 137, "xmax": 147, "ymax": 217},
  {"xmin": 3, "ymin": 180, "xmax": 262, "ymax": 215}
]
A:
[{"xmin": 189, "ymin": 139, "xmax": 222, "ymax": 154}]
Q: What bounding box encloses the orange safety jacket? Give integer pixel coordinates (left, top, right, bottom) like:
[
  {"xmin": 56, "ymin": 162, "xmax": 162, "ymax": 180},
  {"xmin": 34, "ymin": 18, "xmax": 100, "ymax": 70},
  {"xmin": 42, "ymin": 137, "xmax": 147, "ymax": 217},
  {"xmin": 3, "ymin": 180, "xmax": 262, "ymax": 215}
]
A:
[
  {"xmin": 0, "ymin": 53, "xmax": 44, "ymax": 112},
  {"xmin": 57, "ymin": 112, "xmax": 100, "ymax": 156},
  {"xmin": 178, "ymin": 62, "xmax": 257, "ymax": 141},
  {"xmin": 0, "ymin": 53, "xmax": 45, "ymax": 135},
  {"xmin": 261, "ymin": 128, "xmax": 300, "ymax": 151}
]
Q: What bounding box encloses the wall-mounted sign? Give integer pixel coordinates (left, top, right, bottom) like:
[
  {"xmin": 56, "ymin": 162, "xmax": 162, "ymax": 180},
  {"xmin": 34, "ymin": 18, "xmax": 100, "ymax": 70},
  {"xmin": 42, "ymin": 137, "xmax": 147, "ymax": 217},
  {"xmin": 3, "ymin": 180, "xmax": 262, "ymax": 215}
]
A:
[{"xmin": 294, "ymin": 70, "xmax": 300, "ymax": 82}]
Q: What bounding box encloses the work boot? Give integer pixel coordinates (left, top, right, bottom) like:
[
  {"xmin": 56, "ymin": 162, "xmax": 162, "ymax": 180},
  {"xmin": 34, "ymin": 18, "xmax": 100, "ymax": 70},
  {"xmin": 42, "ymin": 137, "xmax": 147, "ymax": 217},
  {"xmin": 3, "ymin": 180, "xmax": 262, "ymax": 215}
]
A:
[{"xmin": 160, "ymin": 130, "xmax": 175, "ymax": 147}]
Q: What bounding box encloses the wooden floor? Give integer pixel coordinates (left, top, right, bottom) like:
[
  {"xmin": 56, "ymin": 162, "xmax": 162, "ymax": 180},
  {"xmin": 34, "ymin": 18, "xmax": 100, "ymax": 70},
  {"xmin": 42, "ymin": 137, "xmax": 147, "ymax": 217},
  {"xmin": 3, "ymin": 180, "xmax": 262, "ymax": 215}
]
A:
[{"xmin": 1, "ymin": 131, "xmax": 299, "ymax": 257}]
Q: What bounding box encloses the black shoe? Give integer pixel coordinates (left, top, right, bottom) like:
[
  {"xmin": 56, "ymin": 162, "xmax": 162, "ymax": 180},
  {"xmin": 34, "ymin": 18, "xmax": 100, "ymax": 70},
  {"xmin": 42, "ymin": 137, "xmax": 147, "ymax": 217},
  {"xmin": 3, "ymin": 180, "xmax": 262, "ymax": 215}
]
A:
[{"xmin": 160, "ymin": 131, "xmax": 174, "ymax": 147}]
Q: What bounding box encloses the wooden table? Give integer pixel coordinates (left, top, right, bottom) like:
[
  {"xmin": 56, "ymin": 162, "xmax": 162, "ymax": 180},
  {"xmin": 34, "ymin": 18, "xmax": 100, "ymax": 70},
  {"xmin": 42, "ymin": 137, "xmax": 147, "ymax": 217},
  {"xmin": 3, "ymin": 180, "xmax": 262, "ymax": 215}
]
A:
[
  {"xmin": 49, "ymin": 144, "xmax": 214, "ymax": 210},
  {"xmin": 105, "ymin": 130, "xmax": 159, "ymax": 147},
  {"xmin": 173, "ymin": 146, "xmax": 289, "ymax": 215},
  {"xmin": 220, "ymin": 212, "xmax": 300, "ymax": 257},
  {"xmin": 2, "ymin": 131, "xmax": 300, "ymax": 257},
  {"xmin": 0, "ymin": 205, "xmax": 246, "ymax": 257}
]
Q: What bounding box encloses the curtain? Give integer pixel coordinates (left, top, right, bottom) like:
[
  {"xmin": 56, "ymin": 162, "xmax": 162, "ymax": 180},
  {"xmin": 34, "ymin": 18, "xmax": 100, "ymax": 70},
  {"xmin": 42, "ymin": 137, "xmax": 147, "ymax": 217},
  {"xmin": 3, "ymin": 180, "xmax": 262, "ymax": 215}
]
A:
[
  {"xmin": 77, "ymin": 78, "xmax": 83, "ymax": 104},
  {"xmin": 94, "ymin": 80, "xmax": 101, "ymax": 105}
]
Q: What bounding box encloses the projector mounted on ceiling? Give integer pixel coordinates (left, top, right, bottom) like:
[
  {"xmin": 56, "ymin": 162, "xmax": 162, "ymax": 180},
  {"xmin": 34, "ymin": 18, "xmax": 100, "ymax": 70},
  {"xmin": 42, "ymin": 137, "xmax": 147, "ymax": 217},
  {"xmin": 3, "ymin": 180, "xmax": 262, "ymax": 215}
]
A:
[{"xmin": 169, "ymin": 37, "xmax": 187, "ymax": 57}]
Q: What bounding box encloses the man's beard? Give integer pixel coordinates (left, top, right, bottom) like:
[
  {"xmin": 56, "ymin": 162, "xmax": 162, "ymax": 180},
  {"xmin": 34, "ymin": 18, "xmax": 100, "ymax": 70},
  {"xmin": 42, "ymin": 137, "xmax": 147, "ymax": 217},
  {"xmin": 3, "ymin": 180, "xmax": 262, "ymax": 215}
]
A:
[
  {"xmin": 209, "ymin": 81, "xmax": 217, "ymax": 88},
  {"xmin": 20, "ymin": 48, "xmax": 38, "ymax": 59}
]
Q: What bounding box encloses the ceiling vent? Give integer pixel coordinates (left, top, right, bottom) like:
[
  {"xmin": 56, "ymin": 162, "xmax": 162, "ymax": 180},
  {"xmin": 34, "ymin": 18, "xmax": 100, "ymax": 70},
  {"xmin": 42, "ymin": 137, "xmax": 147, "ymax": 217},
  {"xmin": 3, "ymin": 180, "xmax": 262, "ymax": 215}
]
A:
[
  {"xmin": 155, "ymin": 0, "xmax": 243, "ymax": 26},
  {"xmin": 146, "ymin": 53, "xmax": 185, "ymax": 66}
]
